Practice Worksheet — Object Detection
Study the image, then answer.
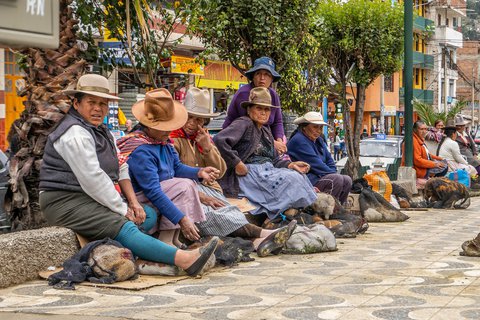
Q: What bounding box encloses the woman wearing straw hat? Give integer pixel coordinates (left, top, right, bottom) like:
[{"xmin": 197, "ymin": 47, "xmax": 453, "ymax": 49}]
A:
[
  {"xmin": 170, "ymin": 87, "xmax": 295, "ymax": 256},
  {"xmin": 214, "ymin": 87, "xmax": 317, "ymax": 220},
  {"xmin": 222, "ymin": 57, "xmax": 287, "ymax": 155},
  {"xmin": 39, "ymin": 74, "xmax": 218, "ymax": 277},
  {"xmin": 286, "ymin": 112, "xmax": 352, "ymax": 204}
]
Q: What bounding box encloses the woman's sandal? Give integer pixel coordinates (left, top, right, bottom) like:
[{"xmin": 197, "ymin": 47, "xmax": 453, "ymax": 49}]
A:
[{"xmin": 185, "ymin": 236, "xmax": 219, "ymax": 277}]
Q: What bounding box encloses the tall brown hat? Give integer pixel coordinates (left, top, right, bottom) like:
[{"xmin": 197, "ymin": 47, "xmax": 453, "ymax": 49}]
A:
[
  {"xmin": 132, "ymin": 88, "xmax": 188, "ymax": 131},
  {"xmin": 240, "ymin": 87, "xmax": 278, "ymax": 109}
]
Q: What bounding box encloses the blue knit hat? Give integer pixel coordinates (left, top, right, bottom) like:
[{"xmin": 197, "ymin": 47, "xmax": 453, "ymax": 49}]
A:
[{"xmin": 245, "ymin": 57, "xmax": 281, "ymax": 82}]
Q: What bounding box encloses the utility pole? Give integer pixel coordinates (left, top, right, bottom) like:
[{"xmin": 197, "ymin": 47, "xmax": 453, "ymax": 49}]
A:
[
  {"xmin": 404, "ymin": 0, "xmax": 414, "ymax": 167},
  {"xmin": 443, "ymin": 47, "xmax": 448, "ymax": 115},
  {"xmin": 380, "ymin": 75, "xmax": 385, "ymax": 133},
  {"xmin": 473, "ymin": 68, "xmax": 476, "ymax": 129}
]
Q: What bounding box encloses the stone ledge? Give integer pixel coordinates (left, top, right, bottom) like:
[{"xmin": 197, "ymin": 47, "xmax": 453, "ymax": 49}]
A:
[{"xmin": 0, "ymin": 227, "xmax": 80, "ymax": 288}]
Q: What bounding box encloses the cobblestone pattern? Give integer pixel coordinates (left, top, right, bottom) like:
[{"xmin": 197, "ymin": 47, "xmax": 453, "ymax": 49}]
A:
[{"xmin": 1, "ymin": 200, "xmax": 480, "ymax": 319}]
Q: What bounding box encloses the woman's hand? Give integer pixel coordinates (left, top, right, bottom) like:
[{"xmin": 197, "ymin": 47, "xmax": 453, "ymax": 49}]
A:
[
  {"xmin": 125, "ymin": 200, "xmax": 146, "ymax": 225},
  {"xmin": 235, "ymin": 161, "xmax": 248, "ymax": 176},
  {"xmin": 195, "ymin": 125, "xmax": 212, "ymax": 153},
  {"xmin": 179, "ymin": 216, "xmax": 201, "ymax": 241},
  {"xmin": 198, "ymin": 191, "xmax": 225, "ymax": 209},
  {"xmin": 198, "ymin": 166, "xmax": 220, "ymax": 184},
  {"xmin": 274, "ymin": 139, "xmax": 287, "ymax": 155},
  {"xmin": 288, "ymin": 161, "xmax": 310, "ymax": 174}
]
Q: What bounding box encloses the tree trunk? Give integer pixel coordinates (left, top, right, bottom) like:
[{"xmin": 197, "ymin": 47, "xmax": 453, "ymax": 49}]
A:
[
  {"xmin": 344, "ymin": 83, "xmax": 366, "ymax": 179},
  {"xmin": 6, "ymin": 0, "xmax": 86, "ymax": 231}
]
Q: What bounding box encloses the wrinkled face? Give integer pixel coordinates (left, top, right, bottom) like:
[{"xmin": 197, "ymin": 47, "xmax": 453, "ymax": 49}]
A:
[
  {"xmin": 252, "ymin": 69, "xmax": 273, "ymax": 88},
  {"xmin": 126, "ymin": 119, "xmax": 133, "ymax": 128},
  {"xmin": 303, "ymin": 123, "xmax": 323, "ymax": 140},
  {"xmin": 247, "ymin": 105, "xmax": 271, "ymax": 125},
  {"xmin": 183, "ymin": 115, "xmax": 206, "ymax": 136},
  {"xmin": 145, "ymin": 127, "xmax": 171, "ymax": 142},
  {"xmin": 415, "ymin": 123, "xmax": 428, "ymax": 138},
  {"xmin": 457, "ymin": 125, "xmax": 465, "ymax": 133},
  {"xmin": 74, "ymin": 95, "xmax": 109, "ymax": 127}
]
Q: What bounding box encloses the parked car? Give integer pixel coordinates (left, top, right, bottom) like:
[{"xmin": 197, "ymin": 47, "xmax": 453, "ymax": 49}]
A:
[
  {"xmin": 0, "ymin": 150, "xmax": 10, "ymax": 233},
  {"xmin": 336, "ymin": 136, "xmax": 403, "ymax": 173}
]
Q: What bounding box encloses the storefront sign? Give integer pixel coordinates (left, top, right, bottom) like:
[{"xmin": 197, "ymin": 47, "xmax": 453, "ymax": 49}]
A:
[
  {"xmin": 171, "ymin": 56, "xmax": 204, "ymax": 76},
  {"xmin": 99, "ymin": 41, "xmax": 131, "ymax": 65},
  {"xmin": 398, "ymin": 112, "xmax": 404, "ymax": 118},
  {"xmin": 384, "ymin": 105, "xmax": 397, "ymax": 116}
]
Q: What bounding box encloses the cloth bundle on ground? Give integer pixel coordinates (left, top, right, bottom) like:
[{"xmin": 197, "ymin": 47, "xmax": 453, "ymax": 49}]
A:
[
  {"xmin": 363, "ymin": 171, "xmax": 393, "ymax": 202},
  {"xmin": 283, "ymin": 224, "xmax": 337, "ymax": 254},
  {"xmin": 351, "ymin": 179, "xmax": 410, "ymax": 222},
  {"xmin": 424, "ymin": 177, "xmax": 470, "ymax": 209},
  {"xmin": 48, "ymin": 238, "xmax": 138, "ymax": 290},
  {"xmin": 460, "ymin": 233, "xmax": 480, "ymax": 257},
  {"xmin": 188, "ymin": 237, "xmax": 255, "ymax": 267}
]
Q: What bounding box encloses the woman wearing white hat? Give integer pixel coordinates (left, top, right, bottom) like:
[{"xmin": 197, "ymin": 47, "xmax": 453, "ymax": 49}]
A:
[
  {"xmin": 170, "ymin": 87, "xmax": 295, "ymax": 257},
  {"xmin": 40, "ymin": 74, "xmax": 219, "ymax": 277},
  {"xmin": 287, "ymin": 112, "xmax": 352, "ymax": 204}
]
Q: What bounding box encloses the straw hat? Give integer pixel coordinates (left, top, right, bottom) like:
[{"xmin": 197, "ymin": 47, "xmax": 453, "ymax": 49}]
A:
[
  {"xmin": 240, "ymin": 87, "xmax": 278, "ymax": 108},
  {"xmin": 63, "ymin": 74, "xmax": 121, "ymax": 100},
  {"xmin": 294, "ymin": 111, "xmax": 330, "ymax": 126},
  {"xmin": 131, "ymin": 88, "xmax": 188, "ymax": 131},
  {"xmin": 184, "ymin": 87, "xmax": 221, "ymax": 118}
]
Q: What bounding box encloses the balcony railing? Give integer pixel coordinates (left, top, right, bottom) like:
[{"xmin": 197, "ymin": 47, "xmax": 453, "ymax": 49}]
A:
[
  {"xmin": 412, "ymin": 51, "xmax": 434, "ymax": 69},
  {"xmin": 400, "ymin": 88, "xmax": 434, "ymax": 105},
  {"xmin": 413, "ymin": 16, "xmax": 434, "ymax": 32},
  {"xmin": 434, "ymin": 26, "xmax": 463, "ymax": 48}
]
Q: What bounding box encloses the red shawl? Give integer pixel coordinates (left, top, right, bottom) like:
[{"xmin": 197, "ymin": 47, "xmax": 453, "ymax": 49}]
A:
[{"xmin": 116, "ymin": 131, "xmax": 171, "ymax": 166}]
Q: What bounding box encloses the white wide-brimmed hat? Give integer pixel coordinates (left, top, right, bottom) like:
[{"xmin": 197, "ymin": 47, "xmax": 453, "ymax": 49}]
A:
[
  {"xmin": 184, "ymin": 87, "xmax": 221, "ymax": 118},
  {"xmin": 294, "ymin": 111, "xmax": 330, "ymax": 126},
  {"xmin": 132, "ymin": 88, "xmax": 188, "ymax": 131},
  {"xmin": 63, "ymin": 74, "xmax": 121, "ymax": 100}
]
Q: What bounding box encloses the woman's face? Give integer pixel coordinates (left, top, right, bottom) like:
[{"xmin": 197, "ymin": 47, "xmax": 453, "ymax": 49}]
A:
[
  {"xmin": 303, "ymin": 123, "xmax": 323, "ymax": 140},
  {"xmin": 435, "ymin": 121, "xmax": 445, "ymax": 132},
  {"xmin": 247, "ymin": 105, "xmax": 271, "ymax": 125},
  {"xmin": 457, "ymin": 125, "xmax": 465, "ymax": 133},
  {"xmin": 74, "ymin": 94, "xmax": 109, "ymax": 127},
  {"xmin": 252, "ymin": 70, "xmax": 273, "ymax": 88},
  {"xmin": 145, "ymin": 127, "xmax": 171, "ymax": 142},
  {"xmin": 183, "ymin": 115, "xmax": 206, "ymax": 136}
]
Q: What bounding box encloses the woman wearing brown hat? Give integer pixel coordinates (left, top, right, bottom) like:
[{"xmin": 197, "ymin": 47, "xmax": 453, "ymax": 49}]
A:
[
  {"xmin": 39, "ymin": 74, "xmax": 218, "ymax": 277},
  {"xmin": 214, "ymin": 87, "xmax": 318, "ymax": 221},
  {"xmin": 169, "ymin": 88, "xmax": 295, "ymax": 256}
]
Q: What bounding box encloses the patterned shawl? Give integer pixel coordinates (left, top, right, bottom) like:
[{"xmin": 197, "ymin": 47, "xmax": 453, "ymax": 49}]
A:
[
  {"xmin": 169, "ymin": 128, "xmax": 213, "ymax": 153},
  {"xmin": 116, "ymin": 130, "xmax": 171, "ymax": 166}
]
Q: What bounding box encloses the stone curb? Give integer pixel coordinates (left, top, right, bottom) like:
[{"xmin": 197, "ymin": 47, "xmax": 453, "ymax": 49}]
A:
[{"xmin": 0, "ymin": 226, "xmax": 80, "ymax": 288}]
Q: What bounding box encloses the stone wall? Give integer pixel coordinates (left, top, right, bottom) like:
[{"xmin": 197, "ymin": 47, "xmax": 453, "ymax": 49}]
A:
[{"xmin": 0, "ymin": 227, "xmax": 80, "ymax": 288}]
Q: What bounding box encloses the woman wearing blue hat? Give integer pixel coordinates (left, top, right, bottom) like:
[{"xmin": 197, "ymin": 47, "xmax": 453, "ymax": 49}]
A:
[{"xmin": 222, "ymin": 57, "xmax": 287, "ymax": 154}]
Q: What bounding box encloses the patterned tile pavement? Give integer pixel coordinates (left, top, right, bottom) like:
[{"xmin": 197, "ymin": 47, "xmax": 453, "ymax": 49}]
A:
[{"xmin": 1, "ymin": 198, "xmax": 480, "ymax": 320}]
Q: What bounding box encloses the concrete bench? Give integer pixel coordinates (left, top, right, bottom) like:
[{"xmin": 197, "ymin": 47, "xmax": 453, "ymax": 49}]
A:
[{"xmin": 0, "ymin": 227, "xmax": 80, "ymax": 288}]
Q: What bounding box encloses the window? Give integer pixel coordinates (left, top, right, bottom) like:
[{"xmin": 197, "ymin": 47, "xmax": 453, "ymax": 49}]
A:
[
  {"xmin": 446, "ymin": 18, "xmax": 449, "ymax": 27},
  {"xmin": 384, "ymin": 74, "xmax": 394, "ymax": 92},
  {"xmin": 438, "ymin": 14, "xmax": 442, "ymax": 26},
  {"xmin": 453, "ymin": 17, "xmax": 457, "ymax": 27}
]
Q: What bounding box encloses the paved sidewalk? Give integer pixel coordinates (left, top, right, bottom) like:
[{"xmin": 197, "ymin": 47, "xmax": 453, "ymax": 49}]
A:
[{"xmin": 1, "ymin": 199, "xmax": 480, "ymax": 320}]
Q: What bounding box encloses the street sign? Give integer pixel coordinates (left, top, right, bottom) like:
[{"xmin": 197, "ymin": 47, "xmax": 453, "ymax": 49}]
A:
[{"xmin": 0, "ymin": 0, "xmax": 59, "ymax": 49}]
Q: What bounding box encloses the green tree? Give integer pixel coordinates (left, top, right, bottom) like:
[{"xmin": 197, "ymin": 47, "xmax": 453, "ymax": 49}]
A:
[
  {"xmin": 75, "ymin": 0, "xmax": 199, "ymax": 88},
  {"xmin": 414, "ymin": 99, "xmax": 467, "ymax": 126},
  {"xmin": 462, "ymin": 0, "xmax": 480, "ymax": 41},
  {"xmin": 193, "ymin": 0, "xmax": 329, "ymax": 113},
  {"xmin": 314, "ymin": 0, "xmax": 404, "ymax": 178}
]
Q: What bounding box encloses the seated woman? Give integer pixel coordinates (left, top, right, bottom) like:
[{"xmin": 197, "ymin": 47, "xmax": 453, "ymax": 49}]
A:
[
  {"xmin": 39, "ymin": 74, "xmax": 218, "ymax": 277},
  {"xmin": 118, "ymin": 88, "xmax": 292, "ymax": 256},
  {"xmin": 287, "ymin": 112, "xmax": 352, "ymax": 204},
  {"xmin": 437, "ymin": 122, "xmax": 479, "ymax": 187},
  {"xmin": 214, "ymin": 87, "xmax": 318, "ymax": 220}
]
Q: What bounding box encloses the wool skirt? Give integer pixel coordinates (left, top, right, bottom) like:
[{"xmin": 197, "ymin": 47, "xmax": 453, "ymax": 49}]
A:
[
  {"xmin": 39, "ymin": 190, "xmax": 127, "ymax": 240},
  {"xmin": 196, "ymin": 184, "xmax": 249, "ymax": 237},
  {"xmin": 238, "ymin": 162, "xmax": 318, "ymax": 219},
  {"xmin": 136, "ymin": 177, "xmax": 206, "ymax": 231}
]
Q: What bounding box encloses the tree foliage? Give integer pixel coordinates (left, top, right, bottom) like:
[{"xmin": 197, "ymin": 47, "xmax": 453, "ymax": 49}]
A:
[
  {"xmin": 193, "ymin": 0, "xmax": 328, "ymax": 113},
  {"xmin": 414, "ymin": 99, "xmax": 467, "ymax": 126},
  {"xmin": 74, "ymin": 0, "xmax": 199, "ymax": 88},
  {"xmin": 462, "ymin": 0, "xmax": 480, "ymax": 41},
  {"xmin": 314, "ymin": 0, "xmax": 404, "ymax": 178}
]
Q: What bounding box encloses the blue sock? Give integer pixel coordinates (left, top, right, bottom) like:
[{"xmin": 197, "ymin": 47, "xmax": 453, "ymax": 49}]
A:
[{"xmin": 115, "ymin": 221, "xmax": 177, "ymax": 265}]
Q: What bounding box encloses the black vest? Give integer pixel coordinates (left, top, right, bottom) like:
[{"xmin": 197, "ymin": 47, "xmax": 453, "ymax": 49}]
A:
[{"xmin": 39, "ymin": 109, "xmax": 119, "ymax": 192}]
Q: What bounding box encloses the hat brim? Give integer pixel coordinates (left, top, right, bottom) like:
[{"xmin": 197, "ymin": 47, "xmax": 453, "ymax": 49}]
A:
[
  {"xmin": 132, "ymin": 99, "xmax": 188, "ymax": 131},
  {"xmin": 294, "ymin": 118, "xmax": 330, "ymax": 127},
  {"xmin": 187, "ymin": 110, "xmax": 222, "ymax": 118},
  {"xmin": 245, "ymin": 65, "xmax": 281, "ymax": 82},
  {"xmin": 240, "ymin": 101, "xmax": 278, "ymax": 109},
  {"xmin": 62, "ymin": 89, "xmax": 122, "ymax": 100}
]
